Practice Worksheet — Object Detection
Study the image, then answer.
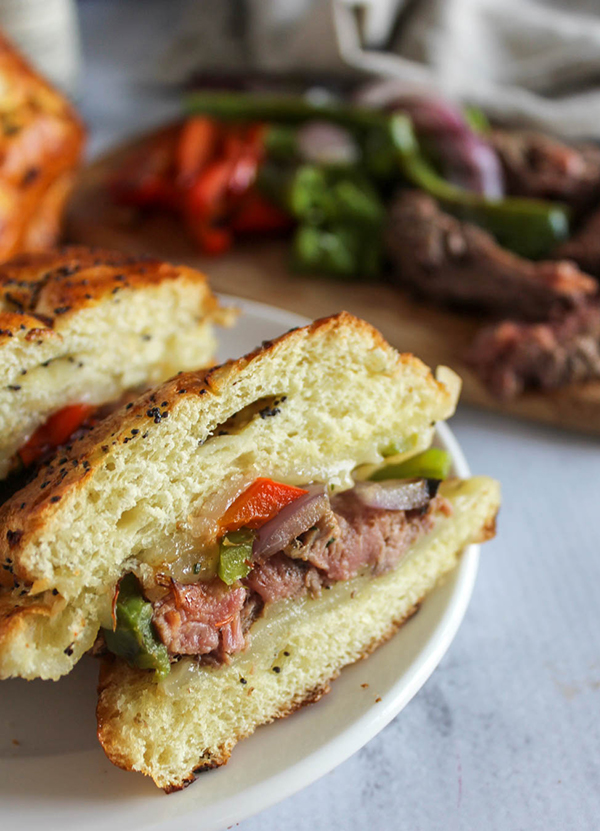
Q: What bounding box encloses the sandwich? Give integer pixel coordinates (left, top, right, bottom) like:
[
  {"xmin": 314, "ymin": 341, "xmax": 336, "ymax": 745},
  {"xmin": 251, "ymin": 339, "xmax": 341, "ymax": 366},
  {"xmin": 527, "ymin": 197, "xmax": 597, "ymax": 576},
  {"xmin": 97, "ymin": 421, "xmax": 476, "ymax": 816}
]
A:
[
  {"xmin": 0, "ymin": 246, "xmax": 227, "ymax": 485},
  {"xmin": 0, "ymin": 31, "xmax": 85, "ymax": 259},
  {"xmin": 0, "ymin": 311, "xmax": 499, "ymax": 789}
]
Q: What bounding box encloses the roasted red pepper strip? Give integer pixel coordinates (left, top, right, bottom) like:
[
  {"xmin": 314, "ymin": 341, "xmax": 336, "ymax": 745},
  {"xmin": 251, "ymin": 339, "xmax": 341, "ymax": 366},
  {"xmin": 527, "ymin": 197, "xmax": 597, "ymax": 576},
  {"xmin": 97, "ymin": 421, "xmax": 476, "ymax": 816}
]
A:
[
  {"xmin": 231, "ymin": 190, "xmax": 293, "ymax": 234},
  {"xmin": 176, "ymin": 117, "xmax": 220, "ymax": 187},
  {"xmin": 219, "ymin": 478, "xmax": 308, "ymax": 534},
  {"xmin": 110, "ymin": 130, "xmax": 179, "ymax": 210},
  {"xmin": 19, "ymin": 403, "xmax": 97, "ymax": 467}
]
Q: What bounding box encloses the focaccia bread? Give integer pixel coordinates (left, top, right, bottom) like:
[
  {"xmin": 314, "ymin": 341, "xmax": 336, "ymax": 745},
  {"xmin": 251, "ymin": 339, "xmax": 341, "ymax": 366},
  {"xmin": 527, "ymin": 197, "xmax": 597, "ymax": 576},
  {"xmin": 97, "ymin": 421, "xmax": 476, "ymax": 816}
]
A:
[
  {"xmin": 0, "ymin": 246, "xmax": 228, "ymax": 480},
  {"xmin": 0, "ymin": 31, "xmax": 85, "ymax": 259},
  {"xmin": 0, "ymin": 312, "xmax": 460, "ymax": 680}
]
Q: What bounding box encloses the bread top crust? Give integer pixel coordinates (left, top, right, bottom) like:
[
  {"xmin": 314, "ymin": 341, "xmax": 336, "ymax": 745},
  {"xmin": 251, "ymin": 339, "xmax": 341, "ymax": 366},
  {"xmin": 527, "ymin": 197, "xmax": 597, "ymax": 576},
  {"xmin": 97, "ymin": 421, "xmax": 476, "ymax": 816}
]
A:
[
  {"xmin": 0, "ymin": 246, "xmax": 217, "ymax": 336},
  {"xmin": 0, "ymin": 31, "xmax": 85, "ymax": 184},
  {"xmin": 0, "ymin": 32, "xmax": 85, "ymax": 260},
  {"xmin": 0, "ymin": 311, "xmax": 458, "ymax": 585}
]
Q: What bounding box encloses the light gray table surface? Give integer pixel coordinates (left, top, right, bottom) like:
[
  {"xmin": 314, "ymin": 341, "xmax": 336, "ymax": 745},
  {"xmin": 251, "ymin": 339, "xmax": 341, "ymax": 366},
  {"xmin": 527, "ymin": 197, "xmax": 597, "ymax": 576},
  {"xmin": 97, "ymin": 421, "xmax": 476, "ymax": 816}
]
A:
[{"xmin": 74, "ymin": 2, "xmax": 599, "ymax": 828}]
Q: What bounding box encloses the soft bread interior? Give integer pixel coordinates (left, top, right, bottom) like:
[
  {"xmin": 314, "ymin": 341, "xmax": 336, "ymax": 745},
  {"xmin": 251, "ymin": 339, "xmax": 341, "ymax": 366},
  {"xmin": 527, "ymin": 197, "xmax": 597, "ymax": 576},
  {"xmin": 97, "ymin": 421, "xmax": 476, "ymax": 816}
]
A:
[
  {"xmin": 0, "ymin": 278, "xmax": 221, "ymax": 478},
  {"xmin": 0, "ymin": 313, "xmax": 459, "ymax": 680},
  {"xmin": 97, "ymin": 476, "xmax": 500, "ymax": 791}
]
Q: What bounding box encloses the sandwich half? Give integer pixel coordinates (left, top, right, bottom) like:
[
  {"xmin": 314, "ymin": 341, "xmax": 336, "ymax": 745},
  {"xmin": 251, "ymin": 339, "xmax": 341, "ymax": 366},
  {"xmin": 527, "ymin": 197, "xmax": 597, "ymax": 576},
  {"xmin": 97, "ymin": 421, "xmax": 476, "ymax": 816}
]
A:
[
  {"xmin": 0, "ymin": 246, "xmax": 228, "ymax": 483},
  {"xmin": 0, "ymin": 312, "xmax": 499, "ymax": 789}
]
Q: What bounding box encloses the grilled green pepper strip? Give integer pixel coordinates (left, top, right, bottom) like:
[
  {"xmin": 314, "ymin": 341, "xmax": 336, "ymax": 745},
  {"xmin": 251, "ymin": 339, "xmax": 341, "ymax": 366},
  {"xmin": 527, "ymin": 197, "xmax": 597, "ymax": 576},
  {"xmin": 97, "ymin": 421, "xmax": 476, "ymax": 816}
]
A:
[
  {"xmin": 370, "ymin": 447, "xmax": 452, "ymax": 482},
  {"xmin": 258, "ymin": 163, "xmax": 384, "ymax": 278},
  {"xmin": 389, "ymin": 114, "xmax": 570, "ymax": 259},
  {"xmin": 293, "ymin": 225, "xmax": 359, "ymax": 277},
  {"xmin": 264, "ymin": 124, "xmax": 299, "ymax": 163},
  {"xmin": 186, "ymin": 91, "xmax": 398, "ymax": 180},
  {"xmin": 290, "ymin": 165, "xmax": 384, "ymax": 226},
  {"xmin": 463, "ymin": 105, "xmax": 491, "ymax": 134},
  {"xmin": 218, "ymin": 529, "xmax": 255, "ymax": 585},
  {"xmin": 185, "ymin": 91, "xmax": 386, "ymax": 132},
  {"xmin": 102, "ymin": 573, "xmax": 170, "ymax": 679}
]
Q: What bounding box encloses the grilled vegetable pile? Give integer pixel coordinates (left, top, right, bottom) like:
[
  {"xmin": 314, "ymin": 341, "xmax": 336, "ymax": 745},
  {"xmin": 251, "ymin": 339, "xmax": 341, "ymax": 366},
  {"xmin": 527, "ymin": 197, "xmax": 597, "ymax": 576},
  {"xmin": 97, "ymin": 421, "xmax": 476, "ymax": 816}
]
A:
[{"xmin": 112, "ymin": 91, "xmax": 571, "ymax": 276}]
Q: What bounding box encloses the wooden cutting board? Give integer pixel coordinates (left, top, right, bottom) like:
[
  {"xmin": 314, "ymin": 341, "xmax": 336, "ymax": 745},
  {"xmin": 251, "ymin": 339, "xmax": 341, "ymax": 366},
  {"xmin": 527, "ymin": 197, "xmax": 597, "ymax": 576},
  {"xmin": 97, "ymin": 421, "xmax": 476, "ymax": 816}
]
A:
[{"xmin": 65, "ymin": 131, "xmax": 600, "ymax": 436}]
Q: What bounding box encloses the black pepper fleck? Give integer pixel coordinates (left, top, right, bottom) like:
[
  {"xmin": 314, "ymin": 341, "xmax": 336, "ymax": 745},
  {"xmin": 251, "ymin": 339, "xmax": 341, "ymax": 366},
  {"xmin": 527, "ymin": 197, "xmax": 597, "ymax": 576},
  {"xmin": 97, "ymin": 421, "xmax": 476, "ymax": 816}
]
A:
[
  {"xmin": 272, "ymin": 666, "xmax": 281, "ymax": 673},
  {"xmin": 64, "ymin": 644, "xmax": 74, "ymax": 656},
  {"xmin": 259, "ymin": 405, "xmax": 280, "ymax": 419},
  {"xmin": 131, "ymin": 428, "xmax": 139, "ymax": 435},
  {"xmin": 52, "ymin": 588, "xmax": 59, "ymax": 596},
  {"xmin": 21, "ymin": 167, "xmax": 40, "ymax": 186},
  {"xmin": 240, "ymin": 677, "xmax": 247, "ymax": 684},
  {"xmin": 7, "ymin": 385, "xmax": 21, "ymax": 391},
  {"xmin": 53, "ymin": 306, "xmax": 70, "ymax": 315},
  {"xmin": 6, "ymin": 529, "xmax": 22, "ymax": 547},
  {"xmin": 50, "ymin": 495, "xmax": 61, "ymax": 503}
]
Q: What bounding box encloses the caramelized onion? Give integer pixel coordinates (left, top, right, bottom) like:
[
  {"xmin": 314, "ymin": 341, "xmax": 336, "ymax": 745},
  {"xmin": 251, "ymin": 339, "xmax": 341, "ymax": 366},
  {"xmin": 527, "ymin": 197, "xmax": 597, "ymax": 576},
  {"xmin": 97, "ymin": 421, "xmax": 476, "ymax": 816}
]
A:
[
  {"xmin": 351, "ymin": 478, "xmax": 438, "ymax": 511},
  {"xmin": 297, "ymin": 121, "xmax": 359, "ymax": 165},
  {"xmin": 253, "ymin": 485, "xmax": 329, "ymax": 560}
]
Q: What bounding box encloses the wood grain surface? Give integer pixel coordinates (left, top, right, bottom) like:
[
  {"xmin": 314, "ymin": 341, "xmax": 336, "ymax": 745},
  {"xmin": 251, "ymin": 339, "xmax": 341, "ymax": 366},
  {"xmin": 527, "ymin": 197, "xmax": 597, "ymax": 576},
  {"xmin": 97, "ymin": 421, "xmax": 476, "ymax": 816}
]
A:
[{"xmin": 65, "ymin": 131, "xmax": 600, "ymax": 436}]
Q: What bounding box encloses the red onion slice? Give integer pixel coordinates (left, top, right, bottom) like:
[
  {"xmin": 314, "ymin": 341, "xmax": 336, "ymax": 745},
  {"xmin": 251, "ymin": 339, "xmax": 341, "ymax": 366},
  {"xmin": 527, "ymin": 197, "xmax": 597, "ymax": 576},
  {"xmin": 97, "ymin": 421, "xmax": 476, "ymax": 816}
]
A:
[
  {"xmin": 297, "ymin": 121, "xmax": 359, "ymax": 165},
  {"xmin": 356, "ymin": 83, "xmax": 503, "ymax": 198},
  {"xmin": 351, "ymin": 478, "xmax": 437, "ymax": 511},
  {"xmin": 253, "ymin": 484, "xmax": 329, "ymax": 561}
]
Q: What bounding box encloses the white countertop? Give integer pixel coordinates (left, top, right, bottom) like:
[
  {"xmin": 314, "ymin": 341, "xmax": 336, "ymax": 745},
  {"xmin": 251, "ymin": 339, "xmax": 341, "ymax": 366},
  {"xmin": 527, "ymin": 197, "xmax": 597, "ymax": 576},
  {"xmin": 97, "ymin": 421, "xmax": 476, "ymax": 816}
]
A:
[{"xmin": 76, "ymin": 3, "xmax": 600, "ymax": 828}]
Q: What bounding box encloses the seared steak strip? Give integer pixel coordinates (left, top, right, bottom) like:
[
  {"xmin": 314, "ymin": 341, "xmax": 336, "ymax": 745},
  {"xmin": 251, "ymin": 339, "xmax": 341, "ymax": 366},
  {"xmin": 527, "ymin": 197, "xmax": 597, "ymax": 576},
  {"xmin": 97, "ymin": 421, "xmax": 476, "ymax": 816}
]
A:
[
  {"xmin": 385, "ymin": 191, "xmax": 596, "ymax": 321},
  {"xmin": 554, "ymin": 206, "xmax": 600, "ymax": 278},
  {"xmin": 490, "ymin": 129, "xmax": 600, "ymax": 213},
  {"xmin": 467, "ymin": 303, "xmax": 600, "ymax": 399},
  {"xmin": 151, "ymin": 489, "xmax": 449, "ymax": 664}
]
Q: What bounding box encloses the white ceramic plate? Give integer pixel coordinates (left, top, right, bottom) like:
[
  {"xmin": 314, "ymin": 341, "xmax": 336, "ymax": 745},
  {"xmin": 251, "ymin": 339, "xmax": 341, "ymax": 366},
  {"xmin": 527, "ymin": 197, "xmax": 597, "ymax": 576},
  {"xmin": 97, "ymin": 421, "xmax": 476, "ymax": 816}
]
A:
[{"xmin": 0, "ymin": 297, "xmax": 479, "ymax": 831}]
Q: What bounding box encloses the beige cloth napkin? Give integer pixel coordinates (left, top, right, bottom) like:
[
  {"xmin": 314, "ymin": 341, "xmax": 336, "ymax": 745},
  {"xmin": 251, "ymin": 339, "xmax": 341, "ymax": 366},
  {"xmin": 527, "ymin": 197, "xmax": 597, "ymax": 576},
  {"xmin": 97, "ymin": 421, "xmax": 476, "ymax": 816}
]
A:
[{"xmin": 159, "ymin": 0, "xmax": 600, "ymax": 139}]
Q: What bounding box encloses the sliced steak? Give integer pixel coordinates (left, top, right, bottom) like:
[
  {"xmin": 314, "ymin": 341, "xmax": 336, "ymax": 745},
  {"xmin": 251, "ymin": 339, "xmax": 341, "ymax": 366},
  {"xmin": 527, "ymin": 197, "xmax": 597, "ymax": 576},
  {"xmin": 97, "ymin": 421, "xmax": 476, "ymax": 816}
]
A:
[
  {"xmin": 319, "ymin": 491, "xmax": 442, "ymax": 579},
  {"xmin": 490, "ymin": 129, "xmax": 600, "ymax": 212},
  {"xmin": 467, "ymin": 303, "xmax": 600, "ymax": 398},
  {"xmin": 153, "ymin": 579, "xmax": 247, "ymax": 657},
  {"xmin": 385, "ymin": 191, "xmax": 596, "ymax": 321},
  {"xmin": 244, "ymin": 553, "xmax": 321, "ymax": 604},
  {"xmin": 554, "ymin": 206, "xmax": 600, "ymax": 278}
]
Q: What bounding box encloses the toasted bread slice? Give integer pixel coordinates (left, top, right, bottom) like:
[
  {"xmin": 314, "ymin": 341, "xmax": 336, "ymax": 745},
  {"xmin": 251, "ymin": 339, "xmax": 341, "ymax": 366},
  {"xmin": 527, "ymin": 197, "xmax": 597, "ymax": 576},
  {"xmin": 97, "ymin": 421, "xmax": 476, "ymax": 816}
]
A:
[
  {"xmin": 0, "ymin": 312, "xmax": 459, "ymax": 680},
  {"xmin": 97, "ymin": 475, "xmax": 499, "ymax": 791},
  {"xmin": 0, "ymin": 246, "xmax": 228, "ymax": 479}
]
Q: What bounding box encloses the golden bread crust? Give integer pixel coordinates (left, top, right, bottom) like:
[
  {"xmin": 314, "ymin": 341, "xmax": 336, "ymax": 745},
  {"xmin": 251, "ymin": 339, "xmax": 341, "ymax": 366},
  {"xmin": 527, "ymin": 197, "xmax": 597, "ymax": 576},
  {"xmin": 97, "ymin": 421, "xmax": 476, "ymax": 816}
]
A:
[
  {"xmin": 0, "ymin": 245, "xmax": 217, "ymax": 329},
  {"xmin": 0, "ymin": 32, "xmax": 85, "ymax": 260}
]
